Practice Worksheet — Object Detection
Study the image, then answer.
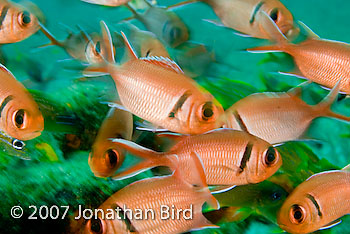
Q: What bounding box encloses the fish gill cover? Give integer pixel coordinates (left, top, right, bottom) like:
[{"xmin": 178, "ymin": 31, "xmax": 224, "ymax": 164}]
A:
[{"xmin": 0, "ymin": 0, "xmax": 349, "ymax": 233}]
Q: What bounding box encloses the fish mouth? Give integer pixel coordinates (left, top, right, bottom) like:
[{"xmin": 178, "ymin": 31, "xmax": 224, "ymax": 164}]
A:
[{"xmin": 21, "ymin": 131, "xmax": 42, "ymax": 141}]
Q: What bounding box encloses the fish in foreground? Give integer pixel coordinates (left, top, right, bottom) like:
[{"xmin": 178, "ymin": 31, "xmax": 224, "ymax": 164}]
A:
[
  {"xmin": 111, "ymin": 128, "xmax": 282, "ymax": 190},
  {"xmin": 83, "ymin": 151, "xmax": 219, "ymax": 234},
  {"xmin": 85, "ymin": 21, "xmax": 224, "ymax": 134},
  {"xmin": 81, "ymin": 0, "xmax": 130, "ymax": 7},
  {"xmin": 224, "ymin": 79, "xmax": 350, "ymax": 144},
  {"xmin": 277, "ymin": 166, "xmax": 350, "ymax": 233},
  {"xmin": 89, "ymin": 107, "xmax": 133, "ymax": 178},
  {"xmin": 0, "ymin": 0, "xmax": 43, "ymax": 43},
  {"xmin": 248, "ymin": 11, "xmax": 350, "ymax": 93},
  {"xmin": 39, "ymin": 24, "xmax": 105, "ymax": 64},
  {"xmin": 0, "ymin": 64, "xmax": 43, "ymax": 140}
]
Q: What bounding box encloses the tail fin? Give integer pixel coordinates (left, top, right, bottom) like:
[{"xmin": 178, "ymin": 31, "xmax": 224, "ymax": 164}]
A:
[
  {"xmin": 110, "ymin": 139, "xmax": 178, "ymax": 180},
  {"xmin": 247, "ymin": 11, "xmax": 289, "ymax": 53},
  {"xmin": 190, "ymin": 151, "xmax": 220, "ymax": 210},
  {"xmin": 38, "ymin": 23, "xmax": 64, "ymax": 48},
  {"xmin": 316, "ymin": 78, "xmax": 350, "ymax": 122}
]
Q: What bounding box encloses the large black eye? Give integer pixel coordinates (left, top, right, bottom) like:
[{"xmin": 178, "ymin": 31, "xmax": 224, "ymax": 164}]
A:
[
  {"xmin": 14, "ymin": 110, "xmax": 25, "ymax": 129},
  {"xmin": 170, "ymin": 27, "xmax": 181, "ymax": 41},
  {"xmin": 94, "ymin": 41, "xmax": 101, "ymax": 54},
  {"xmin": 271, "ymin": 192, "xmax": 281, "ymax": 201},
  {"xmin": 90, "ymin": 218, "xmax": 103, "ymax": 234},
  {"xmin": 270, "ymin": 8, "xmax": 279, "ymax": 22},
  {"xmin": 290, "ymin": 205, "xmax": 305, "ymax": 224},
  {"xmin": 265, "ymin": 147, "xmax": 277, "ymax": 166},
  {"xmin": 12, "ymin": 139, "xmax": 25, "ymax": 150},
  {"xmin": 105, "ymin": 149, "xmax": 119, "ymax": 168},
  {"xmin": 201, "ymin": 102, "xmax": 214, "ymax": 121},
  {"xmin": 19, "ymin": 11, "xmax": 31, "ymax": 27}
]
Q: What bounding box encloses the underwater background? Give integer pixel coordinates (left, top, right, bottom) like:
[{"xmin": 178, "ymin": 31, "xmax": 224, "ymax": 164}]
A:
[{"xmin": 1, "ymin": 0, "xmax": 350, "ymax": 233}]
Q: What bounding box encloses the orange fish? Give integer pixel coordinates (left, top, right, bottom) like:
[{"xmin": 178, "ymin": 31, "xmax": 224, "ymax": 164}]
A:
[
  {"xmin": 0, "ymin": 0, "xmax": 43, "ymax": 44},
  {"xmin": 81, "ymin": 0, "xmax": 131, "ymax": 7},
  {"xmin": 39, "ymin": 24, "xmax": 105, "ymax": 64},
  {"xmin": 83, "ymin": 151, "xmax": 219, "ymax": 234},
  {"xmin": 224, "ymin": 79, "xmax": 350, "ymax": 144},
  {"xmin": 198, "ymin": 0, "xmax": 295, "ymax": 39},
  {"xmin": 0, "ymin": 64, "xmax": 44, "ymax": 140},
  {"xmin": 111, "ymin": 128, "xmax": 282, "ymax": 190},
  {"xmin": 248, "ymin": 11, "xmax": 350, "ymax": 93},
  {"xmin": 89, "ymin": 107, "xmax": 133, "ymax": 178},
  {"xmin": 277, "ymin": 167, "xmax": 350, "ymax": 234},
  {"xmin": 85, "ymin": 21, "xmax": 224, "ymax": 135}
]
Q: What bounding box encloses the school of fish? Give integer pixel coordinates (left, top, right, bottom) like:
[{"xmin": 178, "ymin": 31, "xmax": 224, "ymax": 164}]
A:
[{"xmin": 1, "ymin": 0, "xmax": 350, "ymax": 233}]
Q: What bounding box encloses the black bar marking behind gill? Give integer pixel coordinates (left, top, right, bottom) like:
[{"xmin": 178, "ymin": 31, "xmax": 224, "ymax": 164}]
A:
[
  {"xmin": 238, "ymin": 142, "xmax": 253, "ymax": 174},
  {"xmin": 0, "ymin": 96, "xmax": 13, "ymax": 117},
  {"xmin": 169, "ymin": 91, "xmax": 192, "ymax": 118},
  {"xmin": 112, "ymin": 205, "xmax": 137, "ymax": 232},
  {"xmin": 0, "ymin": 5, "xmax": 10, "ymax": 29},
  {"xmin": 250, "ymin": 1, "xmax": 265, "ymax": 24},
  {"xmin": 233, "ymin": 110, "xmax": 248, "ymax": 132},
  {"xmin": 306, "ymin": 194, "xmax": 323, "ymax": 217}
]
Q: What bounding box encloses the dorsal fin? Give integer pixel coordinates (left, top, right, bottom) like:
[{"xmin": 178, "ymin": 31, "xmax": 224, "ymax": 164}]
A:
[
  {"xmin": 140, "ymin": 56, "xmax": 184, "ymax": 74},
  {"xmin": 120, "ymin": 31, "xmax": 138, "ymax": 60},
  {"xmin": 100, "ymin": 21, "xmax": 115, "ymax": 63},
  {"xmin": 298, "ymin": 21, "xmax": 320, "ymax": 39}
]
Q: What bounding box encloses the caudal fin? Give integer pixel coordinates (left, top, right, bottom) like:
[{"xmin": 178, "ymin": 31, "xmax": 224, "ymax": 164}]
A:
[
  {"xmin": 317, "ymin": 78, "xmax": 350, "ymax": 122},
  {"xmin": 110, "ymin": 139, "xmax": 178, "ymax": 180},
  {"xmin": 247, "ymin": 11, "xmax": 289, "ymax": 53},
  {"xmin": 38, "ymin": 23, "xmax": 64, "ymax": 48}
]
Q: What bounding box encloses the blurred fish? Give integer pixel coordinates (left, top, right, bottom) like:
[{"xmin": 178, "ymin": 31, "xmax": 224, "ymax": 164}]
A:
[
  {"xmin": 0, "ymin": 0, "xmax": 44, "ymax": 43},
  {"xmin": 204, "ymin": 181, "xmax": 288, "ymax": 224},
  {"xmin": 89, "ymin": 107, "xmax": 133, "ymax": 178},
  {"xmin": 113, "ymin": 23, "xmax": 170, "ymax": 58},
  {"xmin": 277, "ymin": 167, "xmax": 350, "ymax": 233},
  {"xmin": 83, "ymin": 151, "xmax": 219, "ymax": 234},
  {"xmin": 39, "ymin": 24, "xmax": 105, "ymax": 64},
  {"xmin": 0, "ymin": 130, "xmax": 28, "ymax": 159},
  {"xmin": 248, "ymin": 11, "xmax": 350, "ymax": 93},
  {"xmin": 81, "ymin": 0, "xmax": 131, "ymax": 6},
  {"xmin": 0, "ymin": 64, "xmax": 43, "ymax": 140},
  {"xmin": 111, "ymin": 129, "xmax": 282, "ymax": 190},
  {"xmin": 180, "ymin": 0, "xmax": 295, "ymax": 39},
  {"xmin": 86, "ymin": 21, "xmax": 224, "ymax": 134},
  {"xmin": 224, "ymin": 79, "xmax": 350, "ymax": 144}
]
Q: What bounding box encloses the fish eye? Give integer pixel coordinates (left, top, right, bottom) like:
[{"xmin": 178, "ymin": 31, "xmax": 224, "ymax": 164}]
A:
[
  {"xmin": 12, "ymin": 139, "xmax": 25, "ymax": 150},
  {"xmin": 290, "ymin": 205, "xmax": 306, "ymax": 224},
  {"xmin": 264, "ymin": 147, "xmax": 277, "ymax": 166},
  {"xmin": 88, "ymin": 218, "xmax": 104, "ymax": 234},
  {"xmin": 199, "ymin": 102, "xmax": 215, "ymax": 121},
  {"xmin": 94, "ymin": 41, "xmax": 101, "ymax": 55},
  {"xmin": 269, "ymin": 8, "xmax": 279, "ymax": 22},
  {"xmin": 170, "ymin": 27, "xmax": 181, "ymax": 41},
  {"xmin": 18, "ymin": 11, "xmax": 32, "ymax": 27},
  {"xmin": 105, "ymin": 149, "xmax": 119, "ymax": 168},
  {"xmin": 271, "ymin": 191, "xmax": 281, "ymax": 201},
  {"xmin": 14, "ymin": 110, "xmax": 26, "ymax": 129}
]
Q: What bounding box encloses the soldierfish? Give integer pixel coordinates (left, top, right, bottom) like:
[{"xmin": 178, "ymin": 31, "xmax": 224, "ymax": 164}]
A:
[
  {"xmin": 39, "ymin": 24, "xmax": 105, "ymax": 64},
  {"xmin": 86, "ymin": 21, "xmax": 224, "ymax": 135},
  {"xmin": 83, "ymin": 152, "xmax": 219, "ymax": 234},
  {"xmin": 89, "ymin": 107, "xmax": 133, "ymax": 178},
  {"xmin": 0, "ymin": 64, "xmax": 44, "ymax": 141},
  {"xmin": 113, "ymin": 23, "xmax": 170, "ymax": 59},
  {"xmin": 111, "ymin": 129, "xmax": 282, "ymax": 189},
  {"xmin": 224, "ymin": 80, "xmax": 350, "ymax": 144},
  {"xmin": 125, "ymin": 1, "xmax": 189, "ymax": 47},
  {"xmin": 0, "ymin": 0, "xmax": 43, "ymax": 44},
  {"xmin": 175, "ymin": 0, "xmax": 295, "ymax": 39},
  {"xmin": 248, "ymin": 11, "xmax": 350, "ymax": 93},
  {"xmin": 277, "ymin": 167, "xmax": 350, "ymax": 233}
]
